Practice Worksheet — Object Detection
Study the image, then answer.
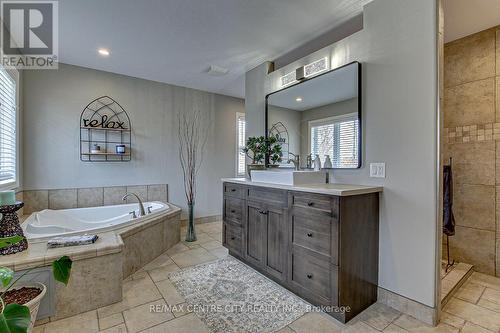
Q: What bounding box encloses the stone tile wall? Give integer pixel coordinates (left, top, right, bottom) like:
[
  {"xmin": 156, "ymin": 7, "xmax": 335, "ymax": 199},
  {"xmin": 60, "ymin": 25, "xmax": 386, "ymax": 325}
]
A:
[
  {"xmin": 21, "ymin": 184, "xmax": 168, "ymax": 215},
  {"xmin": 443, "ymin": 26, "xmax": 500, "ymax": 275}
]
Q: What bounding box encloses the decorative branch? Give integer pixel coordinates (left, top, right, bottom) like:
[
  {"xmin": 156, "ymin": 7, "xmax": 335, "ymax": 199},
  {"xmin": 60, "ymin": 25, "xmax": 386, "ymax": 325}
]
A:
[{"xmin": 177, "ymin": 108, "xmax": 210, "ymax": 206}]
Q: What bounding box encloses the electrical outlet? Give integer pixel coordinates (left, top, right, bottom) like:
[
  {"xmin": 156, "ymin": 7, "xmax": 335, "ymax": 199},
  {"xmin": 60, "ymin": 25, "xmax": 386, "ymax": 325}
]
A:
[{"xmin": 370, "ymin": 163, "xmax": 386, "ymax": 178}]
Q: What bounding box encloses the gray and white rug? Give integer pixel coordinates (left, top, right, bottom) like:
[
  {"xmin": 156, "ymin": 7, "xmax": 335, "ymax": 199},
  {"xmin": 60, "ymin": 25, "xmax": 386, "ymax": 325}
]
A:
[{"xmin": 169, "ymin": 256, "xmax": 310, "ymax": 333}]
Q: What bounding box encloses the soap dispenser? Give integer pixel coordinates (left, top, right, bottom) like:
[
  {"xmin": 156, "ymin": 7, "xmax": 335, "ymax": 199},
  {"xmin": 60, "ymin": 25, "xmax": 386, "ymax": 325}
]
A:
[
  {"xmin": 324, "ymin": 155, "xmax": 332, "ymax": 169},
  {"xmin": 313, "ymin": 155, "xmax": 321, "ymax": 171}
]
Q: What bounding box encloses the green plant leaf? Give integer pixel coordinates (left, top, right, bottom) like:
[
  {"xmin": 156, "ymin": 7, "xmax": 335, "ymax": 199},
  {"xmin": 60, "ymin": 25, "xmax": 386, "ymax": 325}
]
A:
[
  {"xmin": 52, "ymin": 256, "xmax": 72, "ymax": 285},
  {"xmin": 0, "ymin": 304, "xmax": 31, "ymax": 333},
  {"xmin": 0, "ymin": 267, "xmax": 14, "ymax": 288},
  {"xmin": 0, "ymin": 236, "xmax": 23, "ymax": 250}
]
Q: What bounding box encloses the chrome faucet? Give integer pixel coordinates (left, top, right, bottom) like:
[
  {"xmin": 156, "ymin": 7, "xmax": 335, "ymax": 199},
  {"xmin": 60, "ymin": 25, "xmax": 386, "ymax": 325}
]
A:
[
  {"xmin": 122, "ymin": 193, "xmax": 146, "ymax": 216},
  {"xmin": 287, "ymin": 153, "xmax": 300, "ymax": 171}
]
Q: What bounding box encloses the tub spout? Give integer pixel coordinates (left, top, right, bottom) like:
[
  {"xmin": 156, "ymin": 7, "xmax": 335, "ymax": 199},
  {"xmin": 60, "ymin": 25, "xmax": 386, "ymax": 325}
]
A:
[{"xmin": 122, "ymin": 193, "xmax": 146, "ymax": 216}]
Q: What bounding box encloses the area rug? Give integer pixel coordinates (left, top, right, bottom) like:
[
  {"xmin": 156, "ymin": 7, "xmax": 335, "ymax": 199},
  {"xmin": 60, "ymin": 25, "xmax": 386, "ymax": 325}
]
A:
[{"xmin": 168, "ymin": 256, "xmax": 310, "ymax": 332}]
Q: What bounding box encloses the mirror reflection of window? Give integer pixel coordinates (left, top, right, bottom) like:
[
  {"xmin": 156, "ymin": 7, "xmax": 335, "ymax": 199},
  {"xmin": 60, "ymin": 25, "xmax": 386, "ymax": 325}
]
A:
[{"xmin": 309, "ymin": 113, "xmax": 359, "ymax": 168}]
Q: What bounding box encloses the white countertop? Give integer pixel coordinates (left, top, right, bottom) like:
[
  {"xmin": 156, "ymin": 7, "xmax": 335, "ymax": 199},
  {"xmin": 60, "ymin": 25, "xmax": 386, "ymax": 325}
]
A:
[{"xmin": 222, "ymin": 178, "xmax": 383, "ymax": 197}]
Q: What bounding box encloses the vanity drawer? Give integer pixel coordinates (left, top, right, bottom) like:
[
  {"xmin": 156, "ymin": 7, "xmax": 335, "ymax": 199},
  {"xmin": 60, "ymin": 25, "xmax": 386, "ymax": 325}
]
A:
[
  {"xmin": 291, "ymin": 192, "xmax": 338, "ymax": 216},
  {"xmin": 247, "ymin": 186, "xmax": 287, "ymax": 206},
  {"xmin": 224, "ymin": 183, "xmax": 244, "ymax": 199},
  {"xmin": 223, "ymin": 222, "xmax": 242, "ymax": 256},
  {"xmin": 291, "ymin": 211, "xmax": 337, "ymax": 262},
  {"xmin": 290, "ymin": 246, "xmax": 337, "ymax": 301},
  {"xmin": 224, "ymin": 197, "xmax": 244, "ymax": 224}
]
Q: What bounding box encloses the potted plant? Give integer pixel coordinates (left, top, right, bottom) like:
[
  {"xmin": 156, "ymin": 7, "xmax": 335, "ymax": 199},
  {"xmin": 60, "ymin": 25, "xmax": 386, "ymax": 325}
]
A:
[
  {"xmin": 267, "ymin": 134, "xmax": 283, "ymax": 168},
  {"xmin": 0, "ymin": 236, "xmax": 72, "ymax": 333},
  {"xmin": 243, "ymin": 136, "xmax": 267, "ymax": 178}
]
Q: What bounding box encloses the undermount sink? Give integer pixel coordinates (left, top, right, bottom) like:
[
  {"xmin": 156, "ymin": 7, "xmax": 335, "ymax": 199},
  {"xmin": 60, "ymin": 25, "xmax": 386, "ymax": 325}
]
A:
[{"xmin": 250, "ymin": 169, "xmax": 327, "ymax": 186}]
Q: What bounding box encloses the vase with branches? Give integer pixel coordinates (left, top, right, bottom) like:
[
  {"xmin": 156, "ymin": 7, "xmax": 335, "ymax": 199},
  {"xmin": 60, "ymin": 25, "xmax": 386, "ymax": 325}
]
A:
[{"xmin": 177, "ymin": 109, "xmax": 210, "ymax": 242}]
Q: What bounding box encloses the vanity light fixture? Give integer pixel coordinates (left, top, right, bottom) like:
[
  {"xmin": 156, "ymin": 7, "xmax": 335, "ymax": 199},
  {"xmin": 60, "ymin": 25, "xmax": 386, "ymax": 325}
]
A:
[
  {"xmin": 280, "ymin": 71, "xmax": 296, "ymax": 87},
  {"xmin": 295, "ymin": 97, "xmax": 303, "ymax": 102},
  {"xmin": 98, "ymin": 48, "xmax": 110, "ymax": 56},
  {"xmin": 304, "ymin": 57, "xmax": 328, "ymax": 77}
]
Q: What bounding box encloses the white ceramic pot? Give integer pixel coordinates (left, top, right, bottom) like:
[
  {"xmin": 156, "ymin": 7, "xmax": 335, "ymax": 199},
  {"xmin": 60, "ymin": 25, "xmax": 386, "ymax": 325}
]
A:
[{"xmin": 11, "ymin": 282, "xmax": 47, "ymax": 332}]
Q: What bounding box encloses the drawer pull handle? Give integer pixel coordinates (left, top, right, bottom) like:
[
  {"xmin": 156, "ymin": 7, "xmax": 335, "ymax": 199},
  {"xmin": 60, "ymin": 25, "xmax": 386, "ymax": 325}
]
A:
[
  {"xmin": 231, "ymin": 189, "xmax": 236, "ymax": 192},
  {"xmin": 230, "ymin": 210, "xmax": 236, "ymax": 213},
  {"xmin": 307, "ymin": 202, "xmax": 314, "ymax": 207},
  {"xmin": 307, "ymin": 233, "xmax": 313, "ymax": 237},
  {"xmin": 307, "ymin": 274, "xmax": 313, "ymax": 279}
]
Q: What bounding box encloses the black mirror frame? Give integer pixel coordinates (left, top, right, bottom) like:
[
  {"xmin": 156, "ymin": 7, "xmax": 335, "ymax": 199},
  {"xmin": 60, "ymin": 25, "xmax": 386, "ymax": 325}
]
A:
[{"xmin": 265, "ymin": 61, "xmax": 362, "ymax": 169}]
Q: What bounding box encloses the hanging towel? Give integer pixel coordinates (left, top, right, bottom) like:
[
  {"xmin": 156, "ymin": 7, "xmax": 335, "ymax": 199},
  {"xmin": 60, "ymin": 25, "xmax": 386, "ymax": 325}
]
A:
[{"xmin": 443, "ymin": 164, "xmax": 455, "ymax": 236}]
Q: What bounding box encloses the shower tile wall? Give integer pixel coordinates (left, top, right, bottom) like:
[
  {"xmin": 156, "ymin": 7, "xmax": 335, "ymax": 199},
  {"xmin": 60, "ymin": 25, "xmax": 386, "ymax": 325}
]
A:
[{"xmin": 443, "ymin": 26, "xmax": 500, "ymax": 276}]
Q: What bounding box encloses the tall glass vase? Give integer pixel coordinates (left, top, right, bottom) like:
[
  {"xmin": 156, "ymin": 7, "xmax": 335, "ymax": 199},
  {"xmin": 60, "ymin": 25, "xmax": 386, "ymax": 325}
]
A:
[{"xmin": 185, "ymin": 203, "xmax": 197, "ymax": 242}]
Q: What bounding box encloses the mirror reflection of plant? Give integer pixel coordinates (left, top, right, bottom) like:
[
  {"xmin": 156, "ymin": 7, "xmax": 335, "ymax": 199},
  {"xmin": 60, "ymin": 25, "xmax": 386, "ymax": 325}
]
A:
[
  {"xmin": 0, "ymin": 237, "xmax": 72, "ymax": 333},
  {"xmin": 267, "ymin": 134, "xmax": 283, "ymax": 165}
]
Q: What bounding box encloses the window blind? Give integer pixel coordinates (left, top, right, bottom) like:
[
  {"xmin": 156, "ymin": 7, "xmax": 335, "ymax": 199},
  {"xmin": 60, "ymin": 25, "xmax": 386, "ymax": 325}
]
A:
[
  {"xmin": 310, "ymin": 113, "xmax": 359, "ymax": 168},
  {"xmin": 0, "ymin": 66, "xmax": 17, "ymax": 188},
  {"xmin": 236, "ymin": 113, "xmax": 246, "ymax": 176}
]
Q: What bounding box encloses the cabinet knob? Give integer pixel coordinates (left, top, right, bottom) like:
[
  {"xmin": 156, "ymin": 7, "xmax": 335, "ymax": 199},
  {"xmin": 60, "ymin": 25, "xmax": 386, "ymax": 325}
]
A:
[
  {"xmin": 230, "ymin": 210, "xmax": 236, "ymax": 213},
  {"xmin": 307, "ymin": 202, "xmax": 314, "ymax": 207},
  {"xmin": 230, "ymin": 236, "xmax": 235, "ymax": 240},
  {"xmin": 259, "ymin": 210, "xmax": 268, "ymax": 215},
  {"xmin": 231, "ymin": 189, "xmax": 236, "ymax": 192},
  {"xmin": 307, "ymin": 274, "xmax": 313, "ymax": 279},
  {"xmin": 307, "ymin": 233, "xmax": 313, "ymax": 237}
]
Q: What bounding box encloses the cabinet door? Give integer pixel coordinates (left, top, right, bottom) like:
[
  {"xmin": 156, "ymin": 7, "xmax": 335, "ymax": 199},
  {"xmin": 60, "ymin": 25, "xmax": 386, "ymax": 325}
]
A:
[
  {"xmin": 245, "ymin": 200, "xmax": 265, "ymax": 267},
  {"xmin": 265, "ymin": 204, "xmax": 287, "ymax": 281}
]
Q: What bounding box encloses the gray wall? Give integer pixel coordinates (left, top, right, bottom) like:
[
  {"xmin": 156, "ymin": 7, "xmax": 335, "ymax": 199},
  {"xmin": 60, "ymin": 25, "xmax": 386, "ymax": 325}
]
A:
[
  {"xmin": 246, "ymin": 0, "xmax": 438, "ymax": 307},
  {"xmin": 22, "ymin": 63, "xmax": 244, "ymax": 218}
]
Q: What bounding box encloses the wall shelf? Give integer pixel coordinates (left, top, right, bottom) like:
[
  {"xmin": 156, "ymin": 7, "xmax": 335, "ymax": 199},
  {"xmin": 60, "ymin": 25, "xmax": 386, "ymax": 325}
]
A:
[{"xmin": 80, "ymin": 96, "xmax": 132, "ymax": 162}]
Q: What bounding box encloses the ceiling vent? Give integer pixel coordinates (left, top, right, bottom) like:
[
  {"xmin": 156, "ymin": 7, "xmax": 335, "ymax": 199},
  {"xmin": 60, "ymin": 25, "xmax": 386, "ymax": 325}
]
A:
[{"xmin": 207, "ymin": 65, "xmax": 229, "ymax": 76}]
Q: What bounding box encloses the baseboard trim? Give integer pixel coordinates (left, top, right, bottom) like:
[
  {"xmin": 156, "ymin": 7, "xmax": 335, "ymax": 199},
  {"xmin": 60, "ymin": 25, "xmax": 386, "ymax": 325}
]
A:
[
  {"xmin": 377, "ymin": 287, "xmax": 437, "ymax": 326},
  {"xmin": 180, "ymin": 215, "xmax": 222, "ymax": 227}
]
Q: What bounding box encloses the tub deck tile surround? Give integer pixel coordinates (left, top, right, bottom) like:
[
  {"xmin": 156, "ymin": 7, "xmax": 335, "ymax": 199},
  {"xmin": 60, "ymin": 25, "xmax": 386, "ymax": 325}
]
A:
[
  {"xmin": 33, "ymin": 221, "xmax": 497, "ymax": 333},
  {"xmin": 2, "ymin": 203, "xmax": 180, "ymax": 321}
]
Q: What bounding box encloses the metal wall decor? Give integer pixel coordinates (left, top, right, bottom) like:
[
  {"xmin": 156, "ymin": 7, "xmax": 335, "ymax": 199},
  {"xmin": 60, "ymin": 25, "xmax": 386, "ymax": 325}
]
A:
[
  {"xmin": 80, "ymin": 96, "xmax": 132, "ymax": 162},
  {"xmin": 268, "ymin": 121, "xmax": 289, "ymax": 163}
]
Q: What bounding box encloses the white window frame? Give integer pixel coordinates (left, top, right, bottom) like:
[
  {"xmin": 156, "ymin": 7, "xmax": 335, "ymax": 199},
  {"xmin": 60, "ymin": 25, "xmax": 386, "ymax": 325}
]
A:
[
  {"xmin": 308, "ymin": 112, "xmax": 359, "ymax": 168},
  {"xmin": 235, "ymin": 112, "xmax": 246, "ymax": 177},
  {"xmin": 0, "ymin": 66, "xmax": 20, "ymax": 191}
]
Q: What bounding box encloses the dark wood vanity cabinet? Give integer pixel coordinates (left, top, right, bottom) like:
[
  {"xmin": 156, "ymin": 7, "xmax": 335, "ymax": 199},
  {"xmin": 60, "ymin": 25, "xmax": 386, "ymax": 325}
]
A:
[{"xmin": 222, "ymin": 182, "xmax": 379, "ymax": 323}]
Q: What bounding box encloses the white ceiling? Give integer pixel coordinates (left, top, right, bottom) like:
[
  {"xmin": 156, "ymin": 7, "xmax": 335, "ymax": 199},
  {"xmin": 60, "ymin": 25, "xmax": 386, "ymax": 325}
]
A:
[
  {"xmin": 443, "ymin": 0, "xmax": 500, "ymax": 43},
  {"xmin": 268, "ymin": 63, "xmax": 358, "ymax": 111},
  {"xmin": 58, "ymin": 0, "xmax": 372, "ymax": 98}
]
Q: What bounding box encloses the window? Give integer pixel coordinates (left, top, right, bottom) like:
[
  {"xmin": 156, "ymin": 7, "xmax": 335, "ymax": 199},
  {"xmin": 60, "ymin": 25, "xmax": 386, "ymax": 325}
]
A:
[
  {"xmin": 236, "ymin": 113, "xmax": 246, "ymax": 176},
  {"xmin": 0, "ymin": 66, "xmax": 18, "ymax": 190},
  {"xmin": 309, "ymin": 113, "xmax": 359, "ymax": 168}
]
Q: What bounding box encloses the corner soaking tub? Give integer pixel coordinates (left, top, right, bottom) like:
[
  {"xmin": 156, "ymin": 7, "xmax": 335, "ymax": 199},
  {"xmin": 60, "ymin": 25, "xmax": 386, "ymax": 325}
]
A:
[{"xmin": 23, "ymin": 201, "xmax": 170, "ymax": 241}]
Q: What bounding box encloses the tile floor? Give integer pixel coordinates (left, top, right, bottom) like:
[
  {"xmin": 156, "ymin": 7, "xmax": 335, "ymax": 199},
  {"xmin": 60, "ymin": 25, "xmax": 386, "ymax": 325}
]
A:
[{"xmin": 32, "ymin": 221, "xmax": 500, "ymax": 332}]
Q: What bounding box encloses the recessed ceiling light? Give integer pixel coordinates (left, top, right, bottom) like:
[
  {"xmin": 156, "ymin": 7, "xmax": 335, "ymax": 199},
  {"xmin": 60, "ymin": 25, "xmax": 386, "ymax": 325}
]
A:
[
  {"xmin": 98, "ymin": 48, "xmax": 110, "ymax": 56},
  {"xmin": 296, "ymin": 97, "xmax": 303, "ymax": 102}
]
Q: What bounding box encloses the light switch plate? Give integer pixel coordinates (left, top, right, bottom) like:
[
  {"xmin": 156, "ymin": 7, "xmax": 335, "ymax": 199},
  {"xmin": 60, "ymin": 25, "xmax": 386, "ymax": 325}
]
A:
[{"xmin": 370, "ymin": 163, "xmax": 386, "ymax": 178}]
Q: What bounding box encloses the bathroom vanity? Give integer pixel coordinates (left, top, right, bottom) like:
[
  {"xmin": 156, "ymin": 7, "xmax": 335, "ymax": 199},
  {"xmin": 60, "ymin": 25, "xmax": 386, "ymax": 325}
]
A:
[{"xmin": 221, "ymin": 179, "xmax": 382, "ymax": 323}]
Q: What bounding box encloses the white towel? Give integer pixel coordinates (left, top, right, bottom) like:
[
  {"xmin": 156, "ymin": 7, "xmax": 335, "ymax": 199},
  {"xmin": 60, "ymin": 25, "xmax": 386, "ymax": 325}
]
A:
[{"xmin": 47, "ymin": 235, "xmax": 98, "ymax": 248}]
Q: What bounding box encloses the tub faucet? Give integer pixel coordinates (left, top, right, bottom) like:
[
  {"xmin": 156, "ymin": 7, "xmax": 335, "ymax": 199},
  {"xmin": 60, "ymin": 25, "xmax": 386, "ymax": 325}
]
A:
[{"xmin": 122, "ymin": 193, "xmax": 146, "ymax": 216}]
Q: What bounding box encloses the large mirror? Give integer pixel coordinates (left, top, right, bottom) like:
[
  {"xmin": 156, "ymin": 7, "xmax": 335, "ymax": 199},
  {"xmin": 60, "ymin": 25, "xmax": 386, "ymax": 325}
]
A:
[{"xmin": 266, "ymin": 62, "xmax": 361, "ymax": 169}]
